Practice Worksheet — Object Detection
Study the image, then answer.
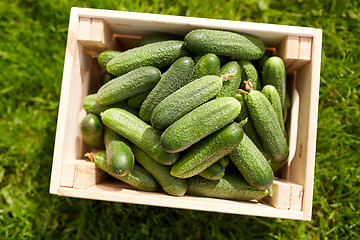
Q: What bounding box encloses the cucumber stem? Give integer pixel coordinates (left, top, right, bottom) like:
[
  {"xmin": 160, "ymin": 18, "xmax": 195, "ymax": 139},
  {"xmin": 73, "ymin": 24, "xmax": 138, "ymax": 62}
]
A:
[
  {"xmin": 237, "ymin": 89, "xmax": 248, "ymax": 94},
  {"xmin": 84, "ymin": 49, "xmax": 100, "ymax": 58},
  {"xmin": 220, "ymin": 73, "xmax": 236, "ymax": 82},
  {"xmin": 238, "ymin": 118, "xmax": 248, "ymax": 127},
  {"xmin": 84, "ymin": 152, "xmax": 94, "ymax": 162},
  {"xmin": 244, "ymin": 79, "xmax": 254, "ymax": 92}
]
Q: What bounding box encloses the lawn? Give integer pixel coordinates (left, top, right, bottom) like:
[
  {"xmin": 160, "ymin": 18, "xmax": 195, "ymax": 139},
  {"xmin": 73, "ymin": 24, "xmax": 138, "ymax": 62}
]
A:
[{"xmin": 0, "ymin": 0, "xmax": 359, "ymax": 239}]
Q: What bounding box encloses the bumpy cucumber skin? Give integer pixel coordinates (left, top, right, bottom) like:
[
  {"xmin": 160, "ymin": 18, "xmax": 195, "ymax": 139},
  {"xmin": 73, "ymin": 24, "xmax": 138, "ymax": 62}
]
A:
[
  {"xmin": 83, "ymin": 93, "xmax": 138, "ymax": 116},
  {"xmin": 101, "ymin": 108, "xmax": 180, "ymax": 165},
  {"xmin": 189, "ymin": 53, "xmax": 220, "ymax": 81},
  {"xmin": 151, "ymin": 75, "xmax": 223, "ymax": 130},
  {"xmin": 104, "ymin": 127, "xmax": 134, "ymax": 176},
  {"xmin": 229, "ymin": 133, "xmax": 274, "ymax": 190},
  {"xmin": 138, "ymin": 32, "xmax": 183, "ymax": 46},
  {"xmin": 93, "ymin": 151, "xmax": 159, "ymax": 191},
  {"xmin": 132, "ymin": 145, "xmax": 187, "ymax": 197},
  {"xmin": 216, "ymin": 61, "xmax": 242, "ymax": 98},
  {"xmin": 127, "ymin": 90, "xmax": 151, "ymax": 109},
  {"xmin": 199, "ymin": 161, "xmax": 225, "ymax": 180},
  {"xmin": 246, "ymin": 90, "xmax": 289, "ymax": 162},
  {"xmin": 80, "ymin": 113, "xmax": 104, "ymax": 150},
  {"xmin": 139, "ymin": 56, "xmax": 195, "ymax": 123},
  {"xmin": 238, "ymin": 59, "xmax": 262, "ymax": 91},
  {"xmin": 107, "ymin": 40, "xmax": 189, "ymax": 76},
  {"xmin": 161, "ymin": 97, "xmax": 241, "ymax": 153},
  {"xmin": 184, "ymin": 29, "xmax": 265, "ymax": 60},
  {"xmin": 262, "ymin": 56, "xmax": 286, "ymax": 107},
  {"xmin": 234, "ymin": 93, "xmax": 263, "ymax": 150},
  {"xmin": 262, "ymin": 85, "xmax": 286, "ymax": 135},
  {"xmin": 187, "ymin": 174, "xmax": 269, "ymax": 201},
  {"xmin": 98, "ymin": 50, "xmax": 122, "ymax": 70},
  {"xmin": 97, "ymin": 66, "xmax": 161, "ymax": 105},
  {"xmin": 170, "ymin": 122, "xmax": 244, "ymax": 178}
]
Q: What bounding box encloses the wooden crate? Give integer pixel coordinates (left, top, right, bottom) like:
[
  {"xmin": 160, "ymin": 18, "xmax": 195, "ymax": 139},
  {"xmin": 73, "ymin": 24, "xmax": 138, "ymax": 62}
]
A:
[{"xmin": 50, "ymin": 7, "xmax": 322, "ymax": 221}]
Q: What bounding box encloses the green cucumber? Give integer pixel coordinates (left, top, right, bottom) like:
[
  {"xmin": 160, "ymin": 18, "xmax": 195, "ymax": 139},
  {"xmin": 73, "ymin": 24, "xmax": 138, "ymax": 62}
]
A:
[
  {"xmin": 219, "ymin": 156, "xmax": 230, "ymax": 168},
  {"xmin": 98, "ymin": 50, "xmax": 122, "ymax": 70},
  {"xmin": 151, "ymin": 75, "xmax": 223, "ymax": 130},
  {"xmin": 97, "ymin": 66, "xmax": 161, "ymax": 105},
  {"xmin": 170, "ymin": 122, "xmax": 243, "ymax": 178},
  {"xmin": 138, "ymin": 32, "xmax": 183, "ymax": 46},
  {"xmin": 216, "ymin": 61, "xmax": 242, "ymax": 98},
  {"xmin": 234, "ymin": 92, "xmax": 263, "ymax": 150},
  {"xmin": 92, "ymin": 151, "xmax": 159, "ymax": 192},
  {"xmin": 261, "ymin": 56, "xmax": 286, "ymax": 107},
  {"xmin": 100, "ymin": 72, "xmax": 116, "ymax": 85},
  {"xmin": 189, "ymin": 53, "xmax": 220, "ymax": 81},
  {"xmin": 229, "ymin": 133, "xmax": 274, "ymax": 190},
  {"xmin": 187, "ymin": 174, "xmax": 269, "ymax": 201},
  {"xmin": 127, "ymin": 90, "xmax": 151, "ymax": 109},
  {"xmin": 82, "ymin": 93, "xmax": 138, "ymax": 116},
  {"xmin": 139, "ymin": 56, "xmax": 195, "ymax": 123},
  {"xmin": 160, "ymin": 97, "xmax": 241, "ymax": 153},
  {"xmin": 199, "ymin": 161, "xmax": 225, "ymax": 180},
  {"xmin": 238, "ymin": 59, "xmax": 262, "ymax": 91},
  {"xmin": 132, "ymin": 145, "xmax": 187, "ymax": 196},
  {"xmin": 252, "ymin": 50, "xmax": 273, "ymax": 76},
  {"xmin": 262, "ymin": 85, "xmax": 286, "ymax": 135},
  {"xmin": 101, "ymin": 108, "xmax": 179, "ymax": 165},
  {"xmin": 283, "ymin": 92, "xmax": 291, "ymax": 123},
  {"xmin": 104, "ymin": 126, "xmax": 134, "ymax": 176},
  {"xmin": 80, "ymin": 113, "xmax": 104, "ymax": 149},
  {"xmin": 246, "ymin": 86, "xmax": 289, "ymax": 162},
  {"xmin": 107, "ymin": 40, "xmax": 189, "ymax": 76},
  {"xmin": 184, "ymin": 29, "xmax": 265, "ymax": 60},
  {"xmin": 268, "ymin": 159, "xmax": 287, "ymax": 173}
]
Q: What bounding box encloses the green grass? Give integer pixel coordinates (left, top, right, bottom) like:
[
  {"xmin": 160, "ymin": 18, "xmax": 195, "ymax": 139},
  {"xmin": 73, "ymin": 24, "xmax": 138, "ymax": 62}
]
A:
[{"xmin": 1, "ymin": 0, "xmax": 359, "ymax": 239}]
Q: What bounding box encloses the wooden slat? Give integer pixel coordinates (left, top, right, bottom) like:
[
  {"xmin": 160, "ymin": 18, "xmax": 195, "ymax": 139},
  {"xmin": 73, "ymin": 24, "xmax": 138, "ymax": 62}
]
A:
[
  {"xmin": 286, "ymin": 37, "xmax": 313, "ymax": 72},
  {"xmin": 78, "ymin": 17, "xmax": 91, "ymax": 41},
  {"xmin": 276, "ymin": 35, "xmax": 299, "ymax": 67}
]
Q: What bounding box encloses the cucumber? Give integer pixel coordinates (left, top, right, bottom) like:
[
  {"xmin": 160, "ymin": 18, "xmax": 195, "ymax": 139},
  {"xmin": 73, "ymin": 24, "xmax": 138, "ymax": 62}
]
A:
[
  {"xmin": 194, "ymin": 54, "xmax": 229, "ymax": 66},
  {"xmin": 216, "ymin": 61, "xmax": 242, "ymax": 98},
  {"xmin": 283, "ymin": 92, "xmax": 291, "ymax": 123},
  {"xmin": 234, "ymin": 92, "xmax": 263, "ymax": 150},
  {"xmin": 261, "ymin": 56, "xmax": 286, "ymax": 107},
  {"xmin": 229, "ymin": 133, "xmax": 274, "ymax": 190},
  {"xmin": 107, "ymin": 40, "xmax": 189, "ymax": 76},
  {"xmin": 160, "ymin": 97, "xmax": 241, "ymax": 153},
  {"xmin": 101, "ymin": 108, "xmax": 180, "ymax": 165},
  {"xmin": 184, "ymin": 29, "xmax": 265, "ymax": 60},
  {"xmin": 268, "ymin": 159, "xmax": 287, "ymax": 173},
  {"xmin": 170, "ymin": 122, "xmax": 243, "ymax": 178},
  {"xmin": 132, "ymin": 145, "xmax": 187, "ymax": 197},
  {"xmin": 238, "ymin": 59, "xmax": 262, "ymax": 91},
  {"xmin": 187, "ymin": 174, "xmax": 269, "ymax": 201},
  {"xmin": 138, "ymin": 32, "xmax": 183, "ymax": 46},
  {"xmin": 151, "ymin": 75, "xmax": 223, "ymax": 130},
  {"xmin": 127, "ymin": 90, "xmax": 151, "ymax": 109},
  {"xmin": 104, "ymin": 126, "xmax": 134, "ymax": 176},
  {"xmin": 100, "ymin": 72, "xmax": 116, "ymax": 85},
  {"xmin": 245, "ymin": 85, "xmax": 289, "ymax": 162},
  {"xmin": 252, "ymin": 49, "xmax": 273, "ymax": 76},
  {"xmin": 199, "ymin": 161, "xmax": 225, "ymax": 180},
  {"xmin": 262, "ymin": 85, "xmax": 286, "ymax": 135},
  {"xmin": 91, "ymin": 151, "xmax": 159, "ymax": 192},
  {"xmin": 82, "ymin": 93, "xmax": 138, "ymax": 116},
  {"xmin": 80, "ymin": 113, "xmax": 104, "ymax": 150},
  {"xmin": 219, "ymin": 156, "xmax": 230, "ymax": 168},
  {"xmin": 96, "ymin": 66, "xmax": 161, "ymax": 105},
  {"xmin": 139, "ymin": 56, "xmax": 195, "ymax": 123},
  {"xmin": 189, "ymin": 53, "xmax": 220, "ymax": 81},
  {"xmin": 98, "ymin": 50, "xmax": 122, "ymax": 70}
]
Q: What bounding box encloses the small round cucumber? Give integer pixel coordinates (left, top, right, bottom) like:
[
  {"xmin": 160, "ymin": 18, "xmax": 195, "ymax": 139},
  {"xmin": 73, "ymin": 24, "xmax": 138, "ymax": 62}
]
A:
[
  {"xmin": 92, "ymin": 151, "xmax": 159, "ymax": 192},
  {"xmin": 184, "ymin": 29, "xmax": 265, "ymax": 60},
  {"xmin": 132, "ymin": 145, "xmax": 187, "ymax": 197},
  {"xmin": 199, "ymin": 161, "xmax": 225, "ymax": 181},
  {"xmin": 170, "ymin": 122, "xmax": 243, "ymax": 178},
  {"xmin": 187, "ymin": 174, "xmax": 269, "ymax": 201},
  {"xmin": 151, "ymin": 75, "xmax": 223, "ymax": 130},
  {"xmin": 229, "ymin": 133, "xmax": 274, "ymax": 190},
  {"xmin": 262, "ymin": 56, "xmax": 286, "ymax": 108},
  {"xmin": 98, "ymin": 50, "xmax": 122, "ymax": 70},
  {"xmin": 138, "ymin": 32, "xmax": 183, "ymax": 46},
  {"xmin": 139, "ymin": 56, "xmax": 195, "ymax": 123},
  {"xmin": 238, "ymin": 59, "xmax": 262, "ymax": 91},
  {"xmin": 101, "ymin": 108, "xmax": 180, "ymax": 165},
  {"xmin": 80, "ymin": 113, "xmax": 104, "ymax": 150},
  {"xmin": 97, "ymin": 66, "xmax": 161, "ymax": 105},
  {"xmin": 160, "ymin": 97, "xmax": 241, "ymax": 153},
  {"xmin": 107, "ymin": 40, "xmax": 189, "ymax": 76},
  {"xmin": 104, "ymin": 127, "xmax": 134, "ymax": 176},
  {"xmin": 189, "ymin": 53, "xmax": 220, "ymax": 81},
  {"xmin": 216, "ymin": 61, "xmax": 242, "ymax": 98},
  {"xmin": 127, "ymin": 90, "xmax": 151, "ymax": 109}
]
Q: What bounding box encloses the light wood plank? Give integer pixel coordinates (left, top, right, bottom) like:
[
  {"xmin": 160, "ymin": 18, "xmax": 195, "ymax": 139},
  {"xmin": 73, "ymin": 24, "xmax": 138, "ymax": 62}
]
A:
[
  {"xmin": 286, "ymin": 37, "xmax": 313, "ymax": 72},
  {"xmin": 60, "ymin": 161, "xmax": 76, "ymax": 187},
  {"xmin": 73, "ymin": 159, "xmax": 107, "ymax": 189},
  {"xmin": 78, "ymin": 17, "xmax": 91, "ymax": 41}
]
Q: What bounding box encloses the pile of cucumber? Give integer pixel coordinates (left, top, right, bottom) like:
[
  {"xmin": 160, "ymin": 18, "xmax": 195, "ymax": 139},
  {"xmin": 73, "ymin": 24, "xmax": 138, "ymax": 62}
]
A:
[{"xmin": 81, "ymin": 29, "xmax": 290, "ymax": 201}]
